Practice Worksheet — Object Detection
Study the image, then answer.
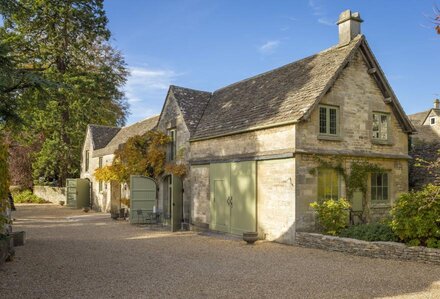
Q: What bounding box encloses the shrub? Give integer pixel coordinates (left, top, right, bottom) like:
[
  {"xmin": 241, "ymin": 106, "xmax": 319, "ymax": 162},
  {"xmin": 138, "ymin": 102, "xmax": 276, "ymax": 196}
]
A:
[
  {"xmin": 339, "ymin": 223, "xmax": 398, "ymax": 242},
  {"xmin": 310, "ymin": 198, "xmax": 350, "ymax": 235},
  {"xmin": 12, "ymin": 190, "xmax": 49, "ymax": 204},
  {"xmin": 390, "ymin": 184, "xmax": 440, "ymax": 246}
]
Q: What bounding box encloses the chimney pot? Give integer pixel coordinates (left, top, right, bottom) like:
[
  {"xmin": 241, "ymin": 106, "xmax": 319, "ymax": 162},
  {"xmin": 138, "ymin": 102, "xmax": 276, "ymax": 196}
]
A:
[
  {"xmin": 434, "ymin": 99, "xmax": 440, "ymax": 109},
  {"xmin": 337, "ymin": 10, "xmax": 363, "ymax": 45}
]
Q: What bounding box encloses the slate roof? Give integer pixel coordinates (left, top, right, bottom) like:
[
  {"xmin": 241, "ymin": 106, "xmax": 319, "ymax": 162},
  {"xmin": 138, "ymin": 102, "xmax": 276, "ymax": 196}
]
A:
[
  {"xmin": 408, "ymin": 110, "xmax": 431, "ymax": 126},
  {"xmin": 192, "ymin": 35, "xmax": 365, "ymax": 140},
  {"xmin": 170, "ymin": 85, "xmax": 211, "ymax": 135},
  {"xmin": 89, "ymin": 125, "xmax": 120, "ymax": 150},
  {"xmin": 93, "ymin": 115, "xmax": 159, "ymax": 157}
]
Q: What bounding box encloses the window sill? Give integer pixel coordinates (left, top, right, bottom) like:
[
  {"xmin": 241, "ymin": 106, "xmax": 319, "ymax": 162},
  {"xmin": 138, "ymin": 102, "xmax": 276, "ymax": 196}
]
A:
[
  {"xmin": 371, "ymin": 202, "xmax": 391, "ymax": 208},
  {"xmin": 372, "ymin": 139, "xmax": 393, "ymax": 146},
  {"xmin": 318, "ymin": 135, "xmax": 342, "ymax": 141}
]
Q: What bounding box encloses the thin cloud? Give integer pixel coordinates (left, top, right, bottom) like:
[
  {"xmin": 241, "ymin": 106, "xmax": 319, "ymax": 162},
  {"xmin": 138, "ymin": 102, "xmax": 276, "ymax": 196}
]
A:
[
  {"xmin": 309, "ymin": 0, "xmax": 334, "ymax": 26},
  {"xmin": 124, "ymin": 66, "xmax": 180, "ymax": 124},
  {"xmin": 318, "ymin": 17, "xmax": 334, "ymax": 26},
  {"xmin": 259, "ymin": 40, "xmax": 280, "ymax": 54}
]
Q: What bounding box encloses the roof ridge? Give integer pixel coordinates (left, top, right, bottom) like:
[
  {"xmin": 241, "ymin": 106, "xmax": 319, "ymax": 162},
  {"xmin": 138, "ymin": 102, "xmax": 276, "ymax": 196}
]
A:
[
  {"xmin": 89, "ymin": 124, "xmax": 120, "ymax": 129},
  {"xmin": 212, "ymin": 37, "xmax": 360, "ymax": 94},
  {"xmin": 170, "ymin": 84, "xmax": 212, "ymax": 94},
  {"xmin": 121, "ymin": 114, "xmax": 160, "ymax": 129}
]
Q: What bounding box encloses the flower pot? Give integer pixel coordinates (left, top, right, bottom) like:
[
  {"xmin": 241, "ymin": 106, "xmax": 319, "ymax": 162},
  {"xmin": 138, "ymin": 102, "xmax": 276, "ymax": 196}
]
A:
[
  {"xmin": 243, "ymin": 232, "xmax": 259, "ymax": 244},
  {"xmin": 11, "ymin": 231, "xmax": 25, "ymax": 247},
  {"xmin": 59, "ymin": 200, "xmax": 65, "ymax": 206}
]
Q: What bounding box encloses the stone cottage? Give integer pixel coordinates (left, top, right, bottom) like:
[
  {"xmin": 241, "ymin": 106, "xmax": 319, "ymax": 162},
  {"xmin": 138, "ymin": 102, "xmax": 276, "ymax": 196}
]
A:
[
  {"xmin": 184, "ymin": 10, "xmax": 414, "ymax": 244},
  {"xmin": 80, "ymin": 116, "xmax": 158, "ymax": 212},
  {"xmin": 408, "ymin": 100, "xmax": 440, "ymax": 188}
]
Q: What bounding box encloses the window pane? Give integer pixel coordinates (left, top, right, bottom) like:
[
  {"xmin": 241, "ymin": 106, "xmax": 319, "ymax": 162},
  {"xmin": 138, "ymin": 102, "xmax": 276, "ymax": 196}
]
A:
[
  {"xmin": 318, "ymin": 169, "xmax": 339, "ymax": 201},
  {"xmin": 319, "ymin": 107, "xmax": 327, "ymax": 134},
  {"xmin": 372, "ymin": 114, "xmax": 379, "ymax": 139},
  {"xmin": 380, "ymin": 115, "xmax": 388, "ymax": 139},
  {"xmin": 371, "ymin": 186, "xmax": 377, "ymax": 201},
  {"xmin": 382, "ymin": 187, "xmax": 388, "ymax": 200},
  {"xmin": 329, "ymin": 108, "xmax": 337, "ymax": 135}
]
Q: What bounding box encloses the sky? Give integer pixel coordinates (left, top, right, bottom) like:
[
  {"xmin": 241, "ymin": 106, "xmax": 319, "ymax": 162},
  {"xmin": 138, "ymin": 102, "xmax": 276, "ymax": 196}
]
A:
[{"xmin": 103, "ymin": 0, "xmax": 440, "ymax": 125}]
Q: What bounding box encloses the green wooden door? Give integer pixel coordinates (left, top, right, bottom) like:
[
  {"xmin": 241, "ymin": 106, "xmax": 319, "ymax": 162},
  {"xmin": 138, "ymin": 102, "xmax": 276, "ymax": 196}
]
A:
[
  {"xmin": 210, "ymin": 161, "xmax": 256, "ymax": 235},
  {"xmin": 171, "ymin": 175, "xmax": 183, "ymax": 232},
  {"xmin": 130, "ymin": 175, "xmax": 157, "ymax": 224},
  {"xmin": 66, "ymin": 179, "xmax": 77, "ymax": 207},
  {"xmin": 230, "ymin": 161, "xmax": 256, "ymax": 235}
]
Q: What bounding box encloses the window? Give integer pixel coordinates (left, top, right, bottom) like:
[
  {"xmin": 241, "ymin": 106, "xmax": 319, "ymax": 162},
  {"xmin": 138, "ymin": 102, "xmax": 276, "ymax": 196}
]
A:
[
  {"xmin": 98, "ymin": 157, "xmax": 103, "ymax": 192},
  {"xmin": 371, "ymin": 173, "xmax": 389, "ymax": 202},
  {"xmin": 319, "ymin": 105, "xmax": 339, "ymax": 136},
  {"xmin": 167, "ymin": 129, "xmax": 176, "ymax": 161},
  {"xmin": 85, "ymin": 150, "xmax": 90, "ymax": 172},
  {"xmin": 372, "ymin": 113, "xmax": 389, "ymax": 141},
  {"xmin": 318, "ymin": 168, "xmax": 340, "ymax": 201},
  {"xmin": 431, "ymin": 117, "xmax": 436, "ymax": 125}
]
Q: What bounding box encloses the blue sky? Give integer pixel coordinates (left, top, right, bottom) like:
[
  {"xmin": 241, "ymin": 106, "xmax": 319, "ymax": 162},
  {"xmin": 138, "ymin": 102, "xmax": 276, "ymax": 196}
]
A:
[{"xmin": 104, "ymin": 0, "xmax": 440, "ymax": 125}]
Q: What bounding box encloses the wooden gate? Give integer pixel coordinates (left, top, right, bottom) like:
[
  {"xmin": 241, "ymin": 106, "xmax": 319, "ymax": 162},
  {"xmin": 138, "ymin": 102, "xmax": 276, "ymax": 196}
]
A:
[
  {"xmin": 129, "ymin": 175, "xmax": 157, "ymax": 224},
  {"xmin": 66, "ymin": 178, "xmax": 90, "ymax": 209},
  {"xmin": 210, "ymin": 161, "xmax": 256, "ymax": 235}
]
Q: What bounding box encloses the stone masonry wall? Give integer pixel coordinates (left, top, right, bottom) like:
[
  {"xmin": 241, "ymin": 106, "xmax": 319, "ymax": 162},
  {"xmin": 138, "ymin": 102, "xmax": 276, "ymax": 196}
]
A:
[
  {"xmin": 33, "ymin": 186, "xmax": 66, "ymax": 204},
  {"xmin": 190, "ymin": 124, "xmax": 295, "ymax": 160},
  {"xmin": 190, "ymin": 165, "xmax": 210, "ymax": 226},
  {"xmin": 295, "ymin": 154, "xmax": 408, "ymax": 231},
  {"xmin": 296, "ymin": 50, "xmax": 408, "ymax": 156},
  {"xmin": 257, "ymin": 159, "xmax": 296, "ymax": 244},
  {"xmin": 296, "ymin": 232, "xmax": 440, "ymax": 265}
]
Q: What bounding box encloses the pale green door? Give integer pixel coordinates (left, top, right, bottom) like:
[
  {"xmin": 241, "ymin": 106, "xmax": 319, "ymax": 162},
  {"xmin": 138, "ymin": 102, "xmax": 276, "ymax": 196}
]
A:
[
  {"xmin": 210, "ymin": 161, "xmax": 256, "ymax": 235},
  {"xmin": 66, "ymin": 179, "xmax": 77, "ymax": 207},
  {"xmin": 130, "ymin": 175, "xmax": 157, "ymax": 224},
  {"xmin": 171, "ymin": 175, "xmax": 183, "ymax": 232},
  {"xmin": 230, "ymin": 161, "xmax": 256, "ymax": 235}
]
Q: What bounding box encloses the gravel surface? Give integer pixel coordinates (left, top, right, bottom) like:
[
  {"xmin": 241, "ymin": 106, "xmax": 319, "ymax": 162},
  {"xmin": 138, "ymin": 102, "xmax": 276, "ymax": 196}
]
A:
[{"xmin": 1, "ymin": 204, "xmax": 440, "ymax": 299}]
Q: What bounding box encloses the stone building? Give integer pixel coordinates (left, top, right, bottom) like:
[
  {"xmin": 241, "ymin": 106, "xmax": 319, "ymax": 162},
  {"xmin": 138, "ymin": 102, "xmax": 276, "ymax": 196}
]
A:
[
  {"xmin": 80, "ymin": 10, "xmax": 415, "ymax": 244},
  {"xmin": 408, "ymin": 99, "xmax": 440, "ymax": 143},
  {"xmin": 80, "ymin": 116, "xmax": 158, "ymax": 212},
  {"xmin": 186, "ymin": 10, "xmax": 414, "ymax": 244}
]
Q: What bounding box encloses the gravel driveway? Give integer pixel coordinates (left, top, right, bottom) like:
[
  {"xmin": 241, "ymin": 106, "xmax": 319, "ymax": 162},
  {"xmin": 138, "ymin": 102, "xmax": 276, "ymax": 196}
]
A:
[{"xmin": 1, "ymin": 204, "xmax": 439, "ymax": 299}]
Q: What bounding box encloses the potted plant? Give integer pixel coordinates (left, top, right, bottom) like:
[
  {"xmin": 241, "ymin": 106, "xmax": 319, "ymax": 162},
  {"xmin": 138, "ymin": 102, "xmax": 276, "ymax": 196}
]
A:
[{"xmin": 59, "ymin": 200, "xmax": 65, "ymax": 206}]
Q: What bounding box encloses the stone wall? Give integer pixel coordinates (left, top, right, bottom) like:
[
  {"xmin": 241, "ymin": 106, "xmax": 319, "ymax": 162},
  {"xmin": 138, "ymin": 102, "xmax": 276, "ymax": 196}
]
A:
[
  {"xmin": 190, "ymin": 165, "xmax": 210, "ymax": 226},
  {"xmin": 409, "ymin": 141, "xmax": 440, "ymax": 190},
  {"xmin": 33, "ymin": 186, "xmax": 66, "ymax": 204},
  {"xmin": 296, "ymin": 50, "xmax": 408, "ymax": 157},
  {"xmin": 295, "ymin": 232, "xmax": 440, "ymax": 265},
  {"xmin": 257, "ymin": 158, "xmax": 296, "ymax": 244}
]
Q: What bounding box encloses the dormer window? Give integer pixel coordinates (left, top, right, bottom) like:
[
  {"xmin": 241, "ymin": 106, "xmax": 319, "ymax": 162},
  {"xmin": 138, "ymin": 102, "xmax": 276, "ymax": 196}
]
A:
[{"xmin": 430, "ymin": 117, "xmax": 436, "ymax": 125}]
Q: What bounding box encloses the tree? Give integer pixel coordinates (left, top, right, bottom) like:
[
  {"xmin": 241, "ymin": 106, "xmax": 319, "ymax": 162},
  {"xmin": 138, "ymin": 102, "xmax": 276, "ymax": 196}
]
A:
[{"xmin": 0, "ymin": 0, "xmax": 128, "ymax": 186}]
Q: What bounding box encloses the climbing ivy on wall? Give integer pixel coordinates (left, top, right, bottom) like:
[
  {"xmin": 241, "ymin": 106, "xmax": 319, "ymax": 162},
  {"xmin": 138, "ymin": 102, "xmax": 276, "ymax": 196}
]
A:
[{"xmin": 309, "ymin": 155, "xmax": 385, "ymax": 223}]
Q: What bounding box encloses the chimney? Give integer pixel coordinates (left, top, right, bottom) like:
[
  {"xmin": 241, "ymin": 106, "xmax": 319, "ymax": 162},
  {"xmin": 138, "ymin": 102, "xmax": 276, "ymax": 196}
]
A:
[
  {"xmin": 434, "ymin": 99, "xmax": 440, "ymax": 109},
  {"xmin": 337, "ymin": 10, "xmax": 363, "ymax": 45}
]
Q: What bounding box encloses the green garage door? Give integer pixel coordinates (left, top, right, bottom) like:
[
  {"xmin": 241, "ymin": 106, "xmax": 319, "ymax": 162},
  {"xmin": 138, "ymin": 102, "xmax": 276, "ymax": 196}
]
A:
[
  {"xmin": 130, "ymin": 175, "xmax": 157, "ymax": 224},
  {"xmin": 210, "ymin": 161, "xmax": 256, "ymax": 235}
]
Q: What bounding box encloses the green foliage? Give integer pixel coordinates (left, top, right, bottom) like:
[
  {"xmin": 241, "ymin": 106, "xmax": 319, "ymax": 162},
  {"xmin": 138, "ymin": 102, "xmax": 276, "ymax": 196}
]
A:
[
  {"xmin": 310, "ymin": 155, "xmax": 385, "ymax": 223},
  {"xmin": 94, "ymin": 131, "xmax": 170, "ymax": 182},
  {"xmin": 0, "ymin": 135, "xmax": 10, "ymax": 235},
  {"xmin": 0, "ymin": 0, "xmax": 128, "ymax": 186},
  {"xmin": 12, "ymin": 190, "xmax": 49, "ymax": 204},
  {"xmin": 339, "ymin": 223, "xmax": 398, "ymax": 242},
  {"xmin": 310, "ymin": 198, "xmax": 351, "ymax": 235},
  {"xmin": 390, "ymin": 184, "xmax": 440, "ymax": 246}
]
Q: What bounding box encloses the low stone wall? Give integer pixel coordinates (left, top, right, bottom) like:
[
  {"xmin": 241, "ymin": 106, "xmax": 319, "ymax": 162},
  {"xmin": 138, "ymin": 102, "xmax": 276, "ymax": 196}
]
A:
[
  {"xmin": 295, "ymin": 232, "xmax": 440, "ymax": 265},
  {"xmin": 33, "ymin": 186, "xmax": 66, "ymax": 204}
]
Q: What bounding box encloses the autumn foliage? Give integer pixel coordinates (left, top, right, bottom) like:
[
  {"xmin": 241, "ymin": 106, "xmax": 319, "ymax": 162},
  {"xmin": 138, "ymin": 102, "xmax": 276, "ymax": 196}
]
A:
[{"xmin": 94, "ymin": 130, "xmax": 170, "ymax": 182}]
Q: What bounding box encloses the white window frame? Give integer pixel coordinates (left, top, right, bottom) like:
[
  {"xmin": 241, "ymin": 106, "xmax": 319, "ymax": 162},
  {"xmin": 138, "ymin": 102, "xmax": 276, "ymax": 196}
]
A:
[{"xmin": 372, "ymin": 112, "xmax": 390, "ymax": 141}]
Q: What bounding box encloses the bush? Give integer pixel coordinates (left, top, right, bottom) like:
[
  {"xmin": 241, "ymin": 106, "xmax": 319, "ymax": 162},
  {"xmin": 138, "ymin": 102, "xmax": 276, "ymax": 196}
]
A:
[
  {"xmin": 339, "ymin": 223, "xmax": 398, "ymax": 242},
  {"xmin": 12, "ymin": 190, "xmax": 49, "ymax": 204},
  {"xmin": 390, "ymin": 184, "xmax": 440, "ymax": 247},
  {"xmin": 310, "ymin": 198, "xmax": 350, "ymax": 235}
]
